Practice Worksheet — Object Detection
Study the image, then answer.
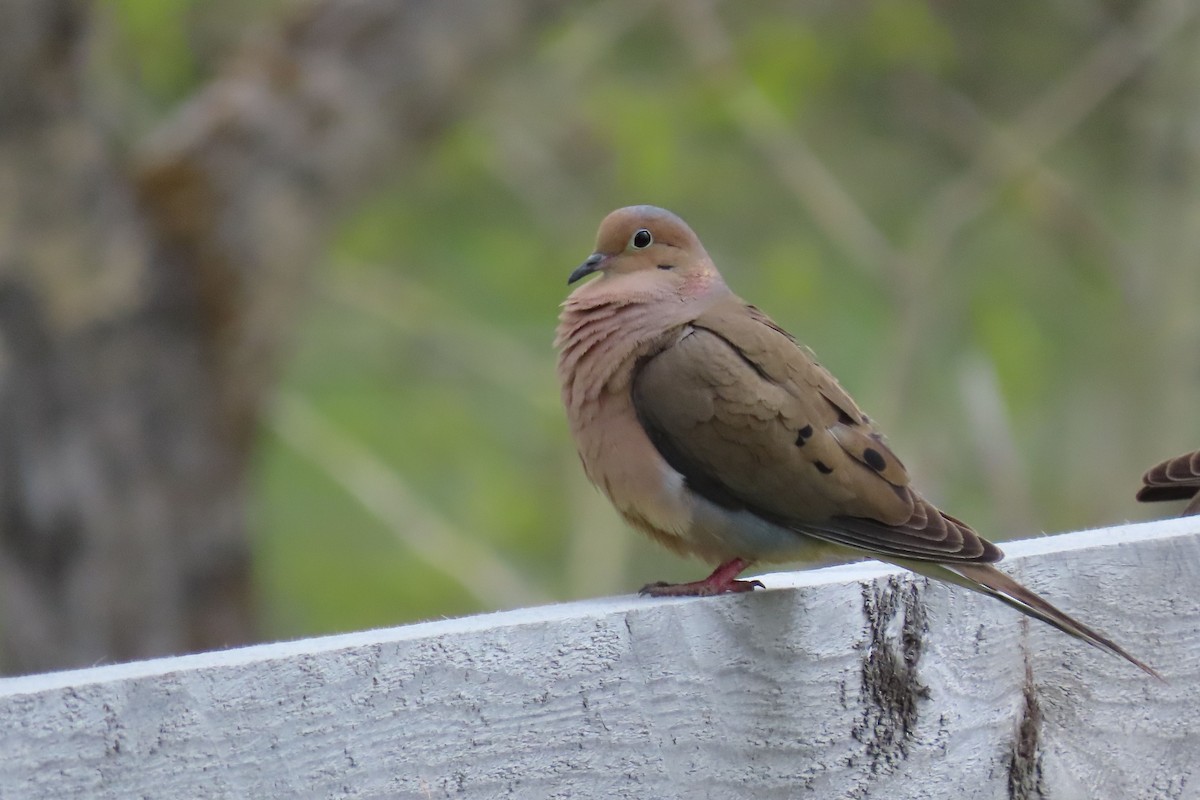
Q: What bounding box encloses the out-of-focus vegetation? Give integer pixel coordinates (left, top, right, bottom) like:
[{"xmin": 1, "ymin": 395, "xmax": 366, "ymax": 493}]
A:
[{"xmin": 105, "ymin": 0, "xmax": 1200, "ymax": 641}]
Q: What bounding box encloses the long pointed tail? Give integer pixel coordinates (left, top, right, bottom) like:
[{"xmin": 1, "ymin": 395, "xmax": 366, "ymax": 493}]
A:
[{"xmin": 946, "ymin": 562, "xmax": 1161, "ymax": 680}]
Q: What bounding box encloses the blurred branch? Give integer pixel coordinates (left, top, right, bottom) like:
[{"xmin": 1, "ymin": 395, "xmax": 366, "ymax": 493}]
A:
[
  {"xmin": 899, "ymin": 73, "xmax": 1141, "ymax": 305},
  {"xmin": 885, "ymin": 0, "xmax": 1200, "ymax": 418},
  {"xmin": 1124, "ymin": 19, "xmax": 1200, "ymax": 463},
  {"xmin": 908, "ymin": 0, "xmax": 1197, "ymax": 268},
  {"xmin": 667, "ymin": 0, "xmax": 903, "ymax": 284},
  {"xmin": 957, "ymin": 356, "xmax": 1036, "ymax": 538},
  {"xmin": 323, "ymin": 265, "xmax": 558, "ymax": 414},
  {"xmin": 477, "ymin": 0, "xmax": 655, "ymax": 222},
  {"xmin": 271, "ymin": 392, "xmax": 552, "ymax": 610},
  {"xmin": 325, "ymin": 265, "xmax": 627, "ymax": 597},
  {"xmin": 667, "ymin": 0, "xmax": 1196, "ymax": 425}
]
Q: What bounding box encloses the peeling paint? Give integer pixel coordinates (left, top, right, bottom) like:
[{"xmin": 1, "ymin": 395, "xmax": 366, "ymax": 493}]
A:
[
  {"xmin": 1007, "ymin": 664, "xmax": 1045, "ymax": 800},
  {"xmin": 853, "ymin": 575, "xmax": 930, "ymax": 774}
]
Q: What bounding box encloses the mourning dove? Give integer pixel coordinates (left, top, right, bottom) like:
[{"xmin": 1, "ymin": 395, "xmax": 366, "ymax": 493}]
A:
[
  {"xmin": 556, "ymin": 205, "xmax": 1157, "ymax": 677},
  {"xmin": 1137, "ymin": 450, "xmax": 1200, "ymax": 516}
]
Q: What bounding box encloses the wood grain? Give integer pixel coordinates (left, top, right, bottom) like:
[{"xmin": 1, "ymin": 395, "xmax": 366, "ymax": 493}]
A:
[{"xmin": 0, "ymin": 518, "xmax": 1196, "ymax": 799}]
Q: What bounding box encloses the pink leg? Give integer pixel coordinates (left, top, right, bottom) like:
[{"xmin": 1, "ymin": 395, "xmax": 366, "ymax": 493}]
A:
[{"xmin": 639, "ymin": 558, "xmax": 764, "ymax": 597}]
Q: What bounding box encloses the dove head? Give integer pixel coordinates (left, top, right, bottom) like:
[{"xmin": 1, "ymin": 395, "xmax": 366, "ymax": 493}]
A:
[{"xmin": 567, "ymin": 206, "xmax": 724, "ymax": 300}]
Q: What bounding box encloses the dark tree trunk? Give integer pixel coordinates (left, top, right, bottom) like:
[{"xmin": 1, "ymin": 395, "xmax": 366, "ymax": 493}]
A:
[
  {"xmin": 0, "ymin": 0, "xmax": 256, "ymax": 673},
  {"xmin": 0, "ymin": 0, "xmax": 565, "ymax": 674}
]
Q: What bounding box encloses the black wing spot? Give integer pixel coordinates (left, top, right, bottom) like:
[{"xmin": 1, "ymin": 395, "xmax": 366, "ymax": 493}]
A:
[
  {"xmin": 795, "ymin": 424, "xmax": 814, "ymax": 446},
  {"xmin": 814, "ymin": 460, "xmax": 833, "ymax": 474},
  {"xmin": 657, "ymin": 264, "xmax": 674, "ymax": 271},
  {"xmin": 863, "ymin": 447, "xmax": 887, "ymax": 472}
]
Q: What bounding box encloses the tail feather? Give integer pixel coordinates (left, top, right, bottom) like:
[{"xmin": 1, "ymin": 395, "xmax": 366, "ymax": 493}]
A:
[
  {"xmin": 899, "ymin": 560, "xmax": 1161, "ymax": 680},
  {"xmin": 952, "ymin": 563, "xmax": 1161, "ymax": 680}
]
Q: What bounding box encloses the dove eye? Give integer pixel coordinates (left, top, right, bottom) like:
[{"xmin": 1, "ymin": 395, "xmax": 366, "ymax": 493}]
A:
[{"xmin": 631, "ymin": 229, "xmax": 653, "ymax": 249}]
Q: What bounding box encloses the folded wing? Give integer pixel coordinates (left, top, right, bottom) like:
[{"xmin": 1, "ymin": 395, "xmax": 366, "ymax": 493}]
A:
[{"xmin": 631, "ymin": 298, "xmax": 1002, "ymax": 564}]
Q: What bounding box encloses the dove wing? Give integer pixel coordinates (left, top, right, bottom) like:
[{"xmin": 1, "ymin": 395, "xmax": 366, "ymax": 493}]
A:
[
  {"xmin": 631, "ymin": 298, "xmax": 1001, "ymax": 563},
  {"xmin": 1138, "ymin": 450, "xmax": 1200, "ymax": 515}
]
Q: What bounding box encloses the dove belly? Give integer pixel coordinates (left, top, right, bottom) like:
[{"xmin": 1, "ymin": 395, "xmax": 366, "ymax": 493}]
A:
[
  {"xmin": 682, "ymin": 480, "xmax": 847, "ymax": 565},
  {"xmin": 578, "ymin": 393, "xmax": 842, "ymax": 565},
  {"xmin": 609, "ymin": 450, "xmax": 842, "ymax": 565}
]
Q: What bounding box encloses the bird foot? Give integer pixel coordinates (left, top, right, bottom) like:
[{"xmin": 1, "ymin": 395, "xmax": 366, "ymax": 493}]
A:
[{"xmin": 638, "ymin": 558, "xmax": 763, "ymax": 597}]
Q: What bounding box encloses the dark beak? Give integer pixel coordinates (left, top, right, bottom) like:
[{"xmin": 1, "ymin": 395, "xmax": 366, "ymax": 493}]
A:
[{"xmin": 568, "ymin": 253, "xmax": 606, "ymax": 285}]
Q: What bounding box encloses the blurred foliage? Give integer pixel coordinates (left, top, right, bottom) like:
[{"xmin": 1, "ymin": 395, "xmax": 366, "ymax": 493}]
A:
[{"xmin": 104, "ymin": 0, "xmax": 1200, "ymax": 641}]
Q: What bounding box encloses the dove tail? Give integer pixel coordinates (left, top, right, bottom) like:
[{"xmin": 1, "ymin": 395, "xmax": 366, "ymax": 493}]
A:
[{"xmin": 947, "ymin": 562, "xmax": 1161, "ymax": 680}]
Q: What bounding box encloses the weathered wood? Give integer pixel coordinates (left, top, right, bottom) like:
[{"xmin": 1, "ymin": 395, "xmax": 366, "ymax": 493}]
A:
[{"xmin": 1, "ymin": 519, "xmax": 1197, "ymax": 799}]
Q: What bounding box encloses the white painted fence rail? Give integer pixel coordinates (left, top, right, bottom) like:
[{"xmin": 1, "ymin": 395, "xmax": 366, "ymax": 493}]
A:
[{"xmin": 2, "ymin": 519, "xmax": 1198, "ymax": 800}]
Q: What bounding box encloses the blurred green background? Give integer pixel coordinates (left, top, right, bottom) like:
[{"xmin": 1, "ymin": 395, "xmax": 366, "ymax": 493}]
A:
[{"xmin": 106, "ymin": 0, "xmax": 1200, "ymax": 642}]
